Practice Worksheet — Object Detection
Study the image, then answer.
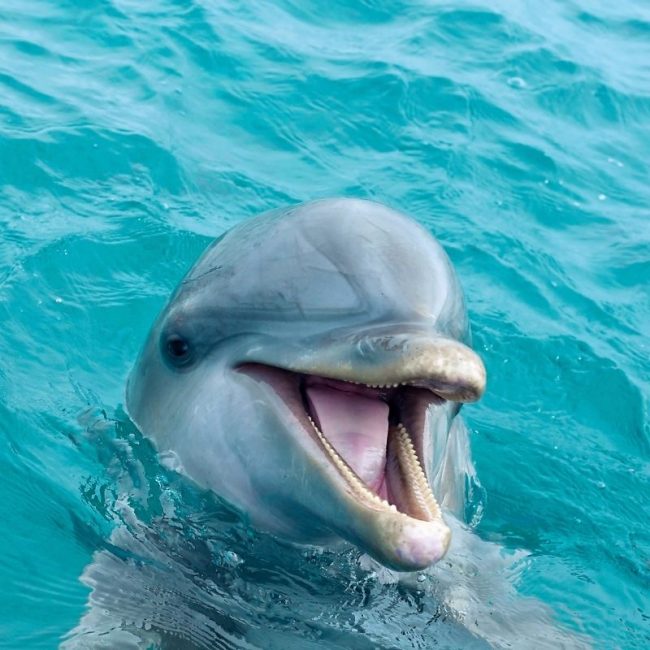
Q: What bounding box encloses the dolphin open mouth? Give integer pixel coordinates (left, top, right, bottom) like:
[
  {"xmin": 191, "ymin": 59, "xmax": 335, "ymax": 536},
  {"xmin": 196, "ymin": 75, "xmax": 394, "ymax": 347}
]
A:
[
  {"xmin": 235, "ymin": 355, "xmax": 484, "ymax": 570},
  {"xmin": 302, "ymin": 375, "xmax": 441, "ymax": 522}
]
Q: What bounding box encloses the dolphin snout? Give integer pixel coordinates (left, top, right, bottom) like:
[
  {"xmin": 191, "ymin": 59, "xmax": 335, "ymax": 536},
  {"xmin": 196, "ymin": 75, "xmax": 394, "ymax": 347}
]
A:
[{"xmin": 283, "ymin": 331, "xmax": 486, "ymax": 404}]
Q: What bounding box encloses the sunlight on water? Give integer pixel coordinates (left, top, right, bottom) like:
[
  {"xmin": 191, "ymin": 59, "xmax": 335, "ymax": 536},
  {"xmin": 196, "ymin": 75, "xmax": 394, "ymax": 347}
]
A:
[{"xmin": 0, "ymin": 1, "xmax": 648, "ymax": 648}]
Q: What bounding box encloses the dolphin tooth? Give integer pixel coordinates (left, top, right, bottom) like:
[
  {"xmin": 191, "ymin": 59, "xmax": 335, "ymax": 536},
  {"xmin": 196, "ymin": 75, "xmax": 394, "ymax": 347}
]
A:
[
  {"xmin": 392, "ymin": 422, "xmax": 442, "ymax": 521},
  {"xmin": 309, "ymin": 400, "xmax": 443, "ymax": 529}
]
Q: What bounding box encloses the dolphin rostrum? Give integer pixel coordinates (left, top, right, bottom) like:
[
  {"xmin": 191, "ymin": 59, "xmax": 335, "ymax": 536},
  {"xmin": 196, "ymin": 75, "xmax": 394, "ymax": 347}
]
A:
[{"xmin": 126, "ymin": 198, "xmax": 486, "ymax": 571}]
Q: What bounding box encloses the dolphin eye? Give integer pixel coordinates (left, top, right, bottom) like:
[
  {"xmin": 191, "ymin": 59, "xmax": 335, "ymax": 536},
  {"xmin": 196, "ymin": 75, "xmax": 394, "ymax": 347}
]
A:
[{"xmin": 164, "ymin": 334, "xmax": 193, "ymax": 367}]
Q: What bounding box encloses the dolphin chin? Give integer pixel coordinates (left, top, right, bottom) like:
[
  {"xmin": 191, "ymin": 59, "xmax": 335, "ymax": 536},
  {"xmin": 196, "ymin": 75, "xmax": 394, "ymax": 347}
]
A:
[{"xmin": 126, "ymin": 198, "xmax": 486, "ymax": 572}]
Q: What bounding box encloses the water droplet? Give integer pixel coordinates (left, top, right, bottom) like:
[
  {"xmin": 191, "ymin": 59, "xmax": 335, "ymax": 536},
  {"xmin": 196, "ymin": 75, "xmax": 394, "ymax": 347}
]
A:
[{"xmin": 507, "ymin": 76, "xmax": 526, "ymax": 89}]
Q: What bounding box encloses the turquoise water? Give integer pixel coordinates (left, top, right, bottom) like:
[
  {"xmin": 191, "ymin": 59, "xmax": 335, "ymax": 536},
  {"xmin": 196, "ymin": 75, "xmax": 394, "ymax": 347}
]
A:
[{"xmin": 1, "ymin": 0, "xmax": 649, "ymax": 647}]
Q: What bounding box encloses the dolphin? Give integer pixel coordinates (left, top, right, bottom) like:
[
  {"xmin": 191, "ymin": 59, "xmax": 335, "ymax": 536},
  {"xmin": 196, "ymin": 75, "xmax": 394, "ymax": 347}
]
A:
[
  {"xmin": 125, "ymin": 197, "xmax": 486, "ymax": 572},
  {"xmin": 64, "ymin": 199, "xmax": 591, "ymax": 649}
]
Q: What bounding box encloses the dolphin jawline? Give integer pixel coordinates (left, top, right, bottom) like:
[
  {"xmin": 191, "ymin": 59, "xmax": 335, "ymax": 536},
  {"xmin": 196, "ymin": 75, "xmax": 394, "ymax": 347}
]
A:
[{"xmin": 235, "ymin": 334, "xmax": 484, "ymax": 571}]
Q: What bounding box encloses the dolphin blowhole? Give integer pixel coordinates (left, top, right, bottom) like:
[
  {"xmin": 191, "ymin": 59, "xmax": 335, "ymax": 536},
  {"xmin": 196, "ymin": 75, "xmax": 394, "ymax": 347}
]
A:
[{"xmin": 126, "ymin": 198, "xmax": 486, "ymax": 571}]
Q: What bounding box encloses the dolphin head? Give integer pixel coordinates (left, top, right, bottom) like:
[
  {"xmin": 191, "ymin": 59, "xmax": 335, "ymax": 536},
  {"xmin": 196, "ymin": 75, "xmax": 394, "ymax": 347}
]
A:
[{"xmin": 126, "ymin": 198, "xmax": 486, "ymax": 571}]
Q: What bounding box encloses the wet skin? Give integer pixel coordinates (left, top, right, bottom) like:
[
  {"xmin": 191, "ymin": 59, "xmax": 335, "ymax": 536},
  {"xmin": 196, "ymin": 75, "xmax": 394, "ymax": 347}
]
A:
[{"xmin": 126, "ymin": 198, "xmax": 486, "ymax": 571}]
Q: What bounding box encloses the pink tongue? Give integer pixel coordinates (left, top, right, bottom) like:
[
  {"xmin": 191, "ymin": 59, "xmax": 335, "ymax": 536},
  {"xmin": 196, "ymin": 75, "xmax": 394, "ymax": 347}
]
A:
[{"xmin": 305, "ymin": 385, "xmax": 389, "ymax": 491}]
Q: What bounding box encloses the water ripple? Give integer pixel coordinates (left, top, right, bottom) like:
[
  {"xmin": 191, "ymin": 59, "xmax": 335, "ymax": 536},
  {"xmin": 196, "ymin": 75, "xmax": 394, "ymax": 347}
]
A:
[{"xmin": 1, "ymin": 0, "xmax": 648, "ymax": 647}]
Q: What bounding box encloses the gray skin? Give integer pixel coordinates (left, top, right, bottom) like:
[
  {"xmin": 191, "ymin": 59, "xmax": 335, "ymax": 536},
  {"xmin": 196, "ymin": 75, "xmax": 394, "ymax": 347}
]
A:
[{"xmin": 126, "ymin": 198, "xmax": 486, "ymax": 571}]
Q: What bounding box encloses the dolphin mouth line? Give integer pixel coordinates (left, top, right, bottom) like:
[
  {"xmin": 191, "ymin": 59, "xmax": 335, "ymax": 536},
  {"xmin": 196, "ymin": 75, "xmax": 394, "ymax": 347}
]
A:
[{"xmin": 237, "ymin": 363, "xmax": 447, "ymax": 527}]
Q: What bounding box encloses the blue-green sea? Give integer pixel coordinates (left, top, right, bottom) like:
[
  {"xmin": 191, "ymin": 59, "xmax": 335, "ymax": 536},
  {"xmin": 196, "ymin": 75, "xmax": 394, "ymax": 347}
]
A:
[{"xmin": 1, "ymin": 1, "xmax": 648, "ymax": 648}]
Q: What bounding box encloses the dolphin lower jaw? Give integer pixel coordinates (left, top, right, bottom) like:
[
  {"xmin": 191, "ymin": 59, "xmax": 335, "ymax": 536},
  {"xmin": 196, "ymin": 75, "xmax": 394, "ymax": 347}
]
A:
[
  {"xmin": 237, "ymin": 362, "xmax": 457, "ymax": 570},
  {"xmin": 308, "ymin": 416, "xmax": 451, "ymax": 571}
]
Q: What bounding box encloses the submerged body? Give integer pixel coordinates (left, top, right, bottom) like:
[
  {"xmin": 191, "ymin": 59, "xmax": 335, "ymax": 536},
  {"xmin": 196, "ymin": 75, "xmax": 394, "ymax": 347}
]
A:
[{"xmin": 126, "ymin": 198, "xmax": 485, "ymax": 570}]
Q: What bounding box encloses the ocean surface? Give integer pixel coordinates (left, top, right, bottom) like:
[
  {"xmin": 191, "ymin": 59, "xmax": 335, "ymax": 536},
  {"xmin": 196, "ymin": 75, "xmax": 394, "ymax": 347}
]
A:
[{"xmin": 1, "ymin": 1, "xmax": 648, "ymax": 648}]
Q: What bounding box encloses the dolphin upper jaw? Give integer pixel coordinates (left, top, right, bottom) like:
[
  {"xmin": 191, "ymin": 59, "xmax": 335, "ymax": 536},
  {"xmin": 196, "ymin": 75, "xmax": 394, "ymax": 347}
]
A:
[{"xmin": 238, "ymin": 328, "xmax": 486, "ymax": 403}]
